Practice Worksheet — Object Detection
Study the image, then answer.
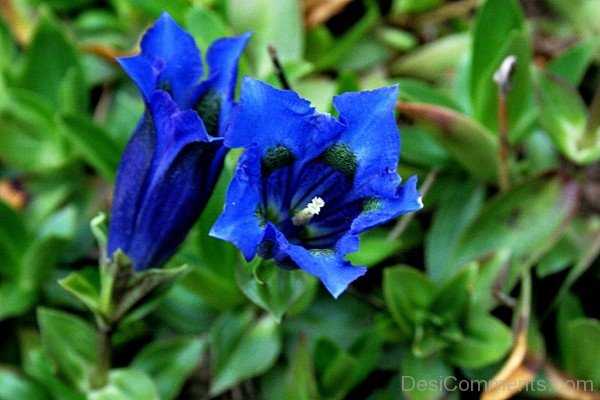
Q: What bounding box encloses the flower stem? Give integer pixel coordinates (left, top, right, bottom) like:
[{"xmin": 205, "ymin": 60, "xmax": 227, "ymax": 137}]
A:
[
  {"xmin": 268, "ymin": 44, "xmax": 291, "ymax": 90},
  {"xmin": 494, "ymin": 55, "xmax": 517, "ymax": 193},
  {"xmin": 91, "ymin": 318, "xmax": 115, "ymax": 389}
]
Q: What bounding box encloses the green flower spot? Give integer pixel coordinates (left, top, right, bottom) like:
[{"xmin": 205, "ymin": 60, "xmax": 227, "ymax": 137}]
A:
[
  {"xmin": 319, "ymin": 143, "xmax": 357, "ymax": 179},
  {"xmin": 158, "ymin": 81, "xmax": 171, "ymax": 93},
  {"xmin": 255, "ymin": 207, "xmax": 266, "ymax": 227},
  {"xmin": 309, "ymin": 249, "xmax": 335, "ymax": 257},
  {"xmin": 261, "ymin": 145, "xmax": 295, "ymax": 176},
  {"xmin": 194, "ymin": 90, "xmax": 222, "ymax": 136},
  {"xmin": 362, "ymin": 198, "xmax": 381, "ymax": 213}
]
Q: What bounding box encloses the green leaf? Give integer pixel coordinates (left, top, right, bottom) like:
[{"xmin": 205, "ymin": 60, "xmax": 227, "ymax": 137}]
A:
[
  {"xmin": 185, "ymin": 6, "xmax": 233, "ymax": 50},
  {"xmin": 470, "ymin": 0, "xmax": 525, "ymax": 119},
  {"xmin": 237, "ymin": 258, "xmax": 315, "ymax": 322},
  {"xmin": 383, "ymin": 266, "xmax": 436, "ymax": 338},
  {"xmin": 284, "ymin": 336, "xmax": 319, "ymax": 400},
  {"xmin": 401, "ymin": 351, "xmax": 452, "ymax": 400},
  {"xmin": 210, "ymin": 311, "xmax": 282, "ymax": 396},
  {"xmin": 22, "ymin": 346, "xmax": 85, "ymax": 400},
  {"xmin": 0, "ymin": 200, "xmax": 30, "ymax": 276},
  {"xmin": 396, "ymin": 79, "xmax": 462, "ymax": 110},
  {"xmin": 448, "ymin": 175, "xmax": 578, "ymax": 284},
  {"xmin": 391, "ymin": 33, "xmax": 471, "ymax": 81},
  {"xmin": 444, "ymin": 313, "xmax": 512, "ymax": 368},
  {"xmin": 0, "ymin": 282, "xmax": 37, "ymax": 321},
  {"xmin": 119, "ymin": 0, "xmax": 189, "ymax": 20},
  {"xmin": 0, "ymin": 18, "xmax": 17, "ymax": 70},
  {"xmin": 471, "ymin": 249, "xmax": 512, "ymax": 311},
  {"xmin": 59, "ymin": 114, "xmax": 121, "ymax": 181},
  {"xmin": 226, "ymin": 0, "xmax": 303, "ymax": 76},
  {"xmin": 19, "ymin": 10, "xmax": 83, "ymax": 108},
  {"xmin": 547, "ymin": 38, "xmax": 600, "ymax": 86},
  {"xmin": 316, "ymin": 333, "xmax": 381, "ymax": 400},
  {"xmin": 21, "ymin": 205, "xmax": 76, "ymax": 287},
  {"xmin": 346, "ymin": 228, "xmax": 404, "ymax": 267},
  {"xmin": 399, "ymin": 125, "xmax": 451, "ymax": 169},
  {"xmin": 0, "ymin": 369, "xmax": 51, "ymax": 400},
  {"xmin": 131, "ymin": 337, "xmax": 206, "ymax": 400},
  {"xmin": 556, "ymin": 292, "xmax": 584, "ymax": 367},
  {"xmin": 536, "ymin": 71, "xmax": 600, "ymax": 164},
  {"xmin": 430, "ymin": 263, "xmax": 476, "ymax": 322},
  {"xmin": 473, "ymin": 33, "xmax": 533, "ymax": 133},
  {"xmin": 392, "ymin": 0, "xmax": 444, "ymax": 14},
  {"xmin": 425, "ymin": 176, "xmax": 484, "ymax": 283},
  {"xmin": 58, "ymin": 270, "xmax": 101, "ymax": 313},
  {"xmin": 564, "ymin": 318, "xmax": 600, "ymax": 387},
  {"xmin": 0, "ymin": 88, "xmax": 69, "ymax": 172},
  {"xmin": 397, "ymin": 102, "xmax": 499, "ymax": 183},
  {"xmin": 311, "ymin": 0, "xmax": 380, "ymax": 71},
  {"xmin": 88, "ymin": 369, "xmax": 160, "ymax": 400},
  {"xmin": 30, "ymin": 0, "xmax": 96, "ymax": 11},
  {"xmin": 37, "ymin": 308, "xmax": 98, "ymax": 391}
]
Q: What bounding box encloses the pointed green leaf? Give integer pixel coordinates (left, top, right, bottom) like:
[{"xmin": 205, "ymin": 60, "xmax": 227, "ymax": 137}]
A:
[
  {"xmin": 131, "ymin": 337, "xmax": 206, "ymax": 400},
  {"xmin": 88, "ymin": 369, "xmax": 160, "ymax": 400},
  {"xmin": 449, "ymin": 176, "xmax": 578, "ymax": 284},
  {"xmin": 401, "ymin": 351, "xmax": 452, "ymax": 400},
  {"xmin": 236, "ymin": 258, "xmax": 314, "ymax": 322},
  {"xmin": 444, "ymin": 313, "xmax": 512, "ymax": 368},
  {"xmin": 37, "ymin": 308, "xmax": 98, "ymax": 391},
  {"xmin": 59, "ymin": 114, "xmax": 121, "ymax": 181},
  {"xmin": 383, "ymin": 266, "xmax": 436, "ymax": 338},
  {"xmin": 20, "ymin": 10, "xmax": 83, "ymax": 108},
  {"xmin": 210, "ymin": 311, "xmax": 281, "ymax": 396},
  {"xmin": 547, "ymin": 38, "xmax": 600, "ymax": 86},
  {"xmin": 398, "ymin": 102, "xmax": 499, "ymax": 183}
]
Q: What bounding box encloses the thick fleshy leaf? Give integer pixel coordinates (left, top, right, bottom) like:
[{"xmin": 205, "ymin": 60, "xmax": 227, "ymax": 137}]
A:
[
  {"xmin": 210, "ymin": 311, "xmax": 281, "ymax": 396},
  {"xmin": 117, "ymin": 12, "xmax": 202, "ymax": 106},
  {"xmin": 398, "ymin": 102, "xmax": 499, "ymax": 184},
  {"xmin": 449, "ymin": 175, "xmax": 579, "ymax": 285}
]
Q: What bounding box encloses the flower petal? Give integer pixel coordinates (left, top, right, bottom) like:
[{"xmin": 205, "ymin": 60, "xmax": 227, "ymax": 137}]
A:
[
  {"xmin": 351, "ymin": 175, "xmax": 422, "ymax": 235},
  {"xmin": 127, "ymin": 140, "xmax": 219, "ymax": 270},
  {"xmin": 224, "ymin": 78, "xmax": 343, "ymax": 160},
  {"xmin": 269, "ymin": 225, "xmax": 366, "ymax": 298},
  {"xmin": 107, "ymin": 113, "xmax": 156, "ymax": 258},
  {"xmin": 210, "ymin": 145, "xmax": 266, "ymax": 261},
  {"xmin": 332, "ymin": 85, "xmax": 401, "ymax": 197},
  {"xmin": 117, "ymin": 12, "xmax": 203, "ymax": 106}
]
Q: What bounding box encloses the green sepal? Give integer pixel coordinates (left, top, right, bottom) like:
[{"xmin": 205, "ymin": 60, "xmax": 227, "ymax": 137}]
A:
[
  {"xmin": 236, "ymin": 257, "xmax": 316, "ymax": 323},
  {"xmin": 98, "ymin": 250, "xmax": 188, "ymax": 324}
]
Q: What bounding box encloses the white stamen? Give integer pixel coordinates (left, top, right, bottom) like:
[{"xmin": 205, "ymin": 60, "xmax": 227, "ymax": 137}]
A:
[
  {"xmin": 417, "ymin": 196, "xmax": 424, "ymax": 209},
  {"xmin": 292, "ymin": 197, "xmax": 325, "ymax": 226}
]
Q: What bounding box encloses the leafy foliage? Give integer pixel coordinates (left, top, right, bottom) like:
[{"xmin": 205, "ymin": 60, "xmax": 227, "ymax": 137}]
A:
[{"xmin": 0, "ymin": 0, "xmax": 599, "ymax": 399}]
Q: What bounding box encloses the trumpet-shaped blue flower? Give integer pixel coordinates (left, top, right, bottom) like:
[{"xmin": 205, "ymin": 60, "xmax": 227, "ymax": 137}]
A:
[
  {"xmin": 107, "ymin": 13, "xmax": 249, "ymax": 271},
  {"xmin": 211, "ymin": 78, "xmax": 422, "ymax": 297}
]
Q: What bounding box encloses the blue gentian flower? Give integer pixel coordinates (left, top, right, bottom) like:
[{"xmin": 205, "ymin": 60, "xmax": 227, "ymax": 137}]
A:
[
  {"xmin": 107, "ymin": 13, "xmax": 250, "ymax": 271},
  {"xmin": 211, "ymin": 78, "xmax": 422, "ymax": 297}
]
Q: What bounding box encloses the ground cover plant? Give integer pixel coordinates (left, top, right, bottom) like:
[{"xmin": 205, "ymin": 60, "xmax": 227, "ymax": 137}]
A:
[{"xmin": 0, "ymin": 0, "xmax": 599, "ymax": 399}]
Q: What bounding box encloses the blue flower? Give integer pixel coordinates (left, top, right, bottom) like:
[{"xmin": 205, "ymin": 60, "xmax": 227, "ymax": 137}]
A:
[
  {"xmin": 210, "ymin": 78, "xmax": 422, "ymax": 297},
  {"xmin": 107, "ymin": 13, "xmax": 249, "ymax": 271}
]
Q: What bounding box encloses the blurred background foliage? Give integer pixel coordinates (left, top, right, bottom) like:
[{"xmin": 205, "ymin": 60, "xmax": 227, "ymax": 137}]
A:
[{"xmin": 0, "ymin": 0, "xmax": 599, "ymax": 399}]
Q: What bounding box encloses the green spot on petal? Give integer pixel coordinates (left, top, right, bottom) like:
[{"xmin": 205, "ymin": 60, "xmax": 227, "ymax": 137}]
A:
[
  {"xmin": 194, "ymin": 90, "xmax": 222, "ymax": 136},
  {"xmin": 261, "ymin": 145, "xmax": 295, "ymax": 176},
  {"xmin": 319, "ymin": 143, "xmax": 357, "ymax": 179}
]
